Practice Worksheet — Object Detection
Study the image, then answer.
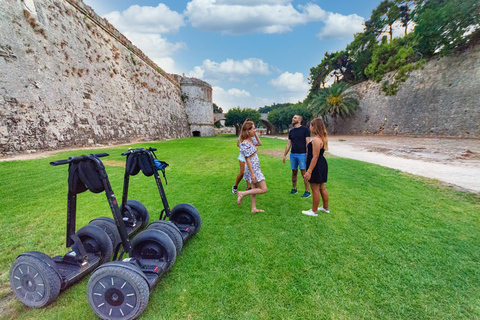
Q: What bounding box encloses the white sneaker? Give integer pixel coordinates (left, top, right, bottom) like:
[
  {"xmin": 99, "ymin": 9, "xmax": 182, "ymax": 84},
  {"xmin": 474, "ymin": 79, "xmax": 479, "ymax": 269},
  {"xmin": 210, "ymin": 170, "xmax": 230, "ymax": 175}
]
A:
[
  {"xmin": 318, "ymin": 206, "xmax": 330, "ymax": 213},
  {"xmin": 302, "ymin": 209, "xmax": 318, "ymax": 216}
]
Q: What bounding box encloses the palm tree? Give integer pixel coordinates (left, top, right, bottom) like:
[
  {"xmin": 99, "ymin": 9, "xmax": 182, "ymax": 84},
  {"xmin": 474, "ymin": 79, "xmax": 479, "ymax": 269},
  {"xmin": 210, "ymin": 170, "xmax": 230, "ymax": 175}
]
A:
[{"xmin": 308, "ymin": 82, "xmax": 359, "ymax": 133}]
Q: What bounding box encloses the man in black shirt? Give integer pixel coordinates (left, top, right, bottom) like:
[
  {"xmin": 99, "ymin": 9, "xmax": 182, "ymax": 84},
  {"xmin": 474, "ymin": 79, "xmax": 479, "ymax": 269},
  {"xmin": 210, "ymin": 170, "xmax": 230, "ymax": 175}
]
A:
[{"xmin": 282, "ymin": 115, "xmax": 311, "ymax": 197}]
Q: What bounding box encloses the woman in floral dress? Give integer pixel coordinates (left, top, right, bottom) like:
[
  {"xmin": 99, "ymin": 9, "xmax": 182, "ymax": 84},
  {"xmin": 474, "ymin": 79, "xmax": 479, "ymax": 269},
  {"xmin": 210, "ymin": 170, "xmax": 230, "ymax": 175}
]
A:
[{"xmin": 236, "ymin": 120, "xmax": 268, "ymax": 213}]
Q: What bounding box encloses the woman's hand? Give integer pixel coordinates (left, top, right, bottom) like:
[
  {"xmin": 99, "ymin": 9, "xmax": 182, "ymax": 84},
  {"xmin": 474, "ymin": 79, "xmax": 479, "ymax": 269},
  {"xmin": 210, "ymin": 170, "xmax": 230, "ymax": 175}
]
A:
[
  {"xmin": 251, "ymin": 173, "xmax": 257, "ymax": 183},
  {"xmin": 303, "ymin": 171, "xmax": 311, "ymax": 182}
]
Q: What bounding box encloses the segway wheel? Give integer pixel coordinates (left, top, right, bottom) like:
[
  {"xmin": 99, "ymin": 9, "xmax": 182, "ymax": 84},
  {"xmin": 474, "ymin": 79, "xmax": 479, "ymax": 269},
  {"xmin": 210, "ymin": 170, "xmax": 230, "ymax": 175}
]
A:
[
  {"xmin": 131, "ymin": 229, "xmax": 176, "ymax": 270},
  {"xmin": 89, "ymin": 217, "xmax": 122, "ymax": 250},
  {"xmin": 87, "ymin": 264, "xmax": 149, "ymax": 320},
  {"xmin": 76, "ymin": 225, "xmax": 113, "ymax": 265},
  {"xmin": 9, "ymin": 254, "xmax": 61, "ymax": 307},
  {"xmin": 147, "ymin": 220, "xmax": 183, "ymax": 254},
  {"xmin": 127, "ymin": 200, "xmax": 149, "ymax": 229},
  {"xmin": 170, "ymin": 203, "xmax": 202, "ymax": 235}
]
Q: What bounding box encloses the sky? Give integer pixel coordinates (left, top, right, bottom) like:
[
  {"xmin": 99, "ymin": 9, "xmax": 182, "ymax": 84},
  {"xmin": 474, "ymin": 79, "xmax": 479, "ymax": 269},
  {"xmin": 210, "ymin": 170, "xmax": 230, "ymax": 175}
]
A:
[{"xmin": 82, "ymin": 0, "xmax": 382, "ymax": 111}]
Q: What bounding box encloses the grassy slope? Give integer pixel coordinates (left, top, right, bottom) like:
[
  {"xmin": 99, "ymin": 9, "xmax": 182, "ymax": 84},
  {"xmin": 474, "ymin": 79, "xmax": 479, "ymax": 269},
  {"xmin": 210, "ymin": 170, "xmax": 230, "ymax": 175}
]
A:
[{"xmin": 0, "ymin": 135, "xmax": 479, "ymax": 319}]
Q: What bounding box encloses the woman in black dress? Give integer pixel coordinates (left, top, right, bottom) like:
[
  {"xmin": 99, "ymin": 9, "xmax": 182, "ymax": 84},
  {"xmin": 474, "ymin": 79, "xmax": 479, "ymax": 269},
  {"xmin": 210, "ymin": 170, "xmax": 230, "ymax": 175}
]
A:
[{"xmin": 302, "ymin": 118, "xmax": 329, "ymax": 216}]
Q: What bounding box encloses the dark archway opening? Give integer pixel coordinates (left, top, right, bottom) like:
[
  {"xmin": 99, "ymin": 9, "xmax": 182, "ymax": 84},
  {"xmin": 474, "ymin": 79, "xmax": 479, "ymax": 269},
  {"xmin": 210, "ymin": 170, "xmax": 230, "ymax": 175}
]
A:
[{"xmin": 192, "ymin": 131, "xmax": 201, "ymax": 137}]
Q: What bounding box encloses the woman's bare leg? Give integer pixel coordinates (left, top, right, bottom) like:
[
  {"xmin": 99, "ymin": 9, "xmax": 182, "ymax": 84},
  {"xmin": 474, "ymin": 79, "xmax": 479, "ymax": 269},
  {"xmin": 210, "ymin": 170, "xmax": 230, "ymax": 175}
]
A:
[
  {"xmin": 234, "ymin": 161, "xmax": 246, "ymax": 187},
  {"xmin": 250, "ymin": 181, "xmax": 265, "ymax": 213},
  {"xmin": 319, "ymin": 183, "xmax": 329, "ymax": 209},
  {"xmin": 237, "ymin": 180, "xmax": 267, "ymax": 206},
  {"xmin": 310, "ymin": 183, "xmax": 320, "ymax": 212}
]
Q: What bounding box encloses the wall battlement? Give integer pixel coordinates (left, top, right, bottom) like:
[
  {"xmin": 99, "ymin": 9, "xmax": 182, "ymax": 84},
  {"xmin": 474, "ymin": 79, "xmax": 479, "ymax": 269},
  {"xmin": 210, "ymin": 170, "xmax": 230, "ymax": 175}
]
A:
[{"xmin": 63, "ymin": 0, "xmax": 180, "ymax": 89}]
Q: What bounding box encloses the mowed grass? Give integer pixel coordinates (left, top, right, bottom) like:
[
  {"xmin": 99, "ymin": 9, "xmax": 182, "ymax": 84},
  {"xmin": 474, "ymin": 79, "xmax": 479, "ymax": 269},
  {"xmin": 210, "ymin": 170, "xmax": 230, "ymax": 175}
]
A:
[{"xmin": 1, "ymin": 135, "xmax": 480, "ymax": 319}]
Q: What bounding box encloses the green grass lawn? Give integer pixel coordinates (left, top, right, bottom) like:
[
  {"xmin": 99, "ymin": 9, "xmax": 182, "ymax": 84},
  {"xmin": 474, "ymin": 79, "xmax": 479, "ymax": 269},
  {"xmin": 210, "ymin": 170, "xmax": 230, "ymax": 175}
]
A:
[{"xmin": 1, "ymin": 135, "xmax": 479, "ymax": 319}]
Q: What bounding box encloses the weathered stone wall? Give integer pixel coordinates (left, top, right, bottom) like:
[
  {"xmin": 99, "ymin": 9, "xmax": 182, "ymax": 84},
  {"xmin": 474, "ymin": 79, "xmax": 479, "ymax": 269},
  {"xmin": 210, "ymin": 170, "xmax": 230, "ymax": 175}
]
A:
[
  {"xmin": 331, "ymin": 45, "xmax": 480, "ymax": 138},
  {"xmin": 176, "ymin": 76, "xmax": 214, "ymax": 137},
  {"xmin": 0, "ymin": 0, "xmax": 191, "ymax": 156}
]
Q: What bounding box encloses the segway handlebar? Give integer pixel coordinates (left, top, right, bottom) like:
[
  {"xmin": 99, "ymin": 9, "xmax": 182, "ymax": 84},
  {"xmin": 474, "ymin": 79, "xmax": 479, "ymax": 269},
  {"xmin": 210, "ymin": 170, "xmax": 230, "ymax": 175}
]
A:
[
  {"xmin": 50, "ymin": 153, "xmax": 110, "ymax": 166},
  {"xmin": 121, "ymin": 147, "xmax": 157, "ymax": 156}
]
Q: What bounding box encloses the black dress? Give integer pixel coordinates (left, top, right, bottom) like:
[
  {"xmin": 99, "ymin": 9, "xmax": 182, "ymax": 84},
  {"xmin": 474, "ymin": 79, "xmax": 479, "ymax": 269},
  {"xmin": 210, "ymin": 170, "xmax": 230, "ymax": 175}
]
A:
[{"xmin": 306, "ymin": 138, "xmax": 328, "ymax": 184}]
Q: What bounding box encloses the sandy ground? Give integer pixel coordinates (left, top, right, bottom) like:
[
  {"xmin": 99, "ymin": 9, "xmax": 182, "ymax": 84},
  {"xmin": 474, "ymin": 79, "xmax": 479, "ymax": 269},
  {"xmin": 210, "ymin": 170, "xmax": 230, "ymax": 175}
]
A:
[
  {"xmin": 328, "ymin": 136, "xmax": 480, "ymax": 193},
  {"xmin": 268, "ymin": 135, "xmax": 480, "ymax": 194},
  {"xmin": 1, "ymin": 135, "xmax": 479, "ymax": 193}
]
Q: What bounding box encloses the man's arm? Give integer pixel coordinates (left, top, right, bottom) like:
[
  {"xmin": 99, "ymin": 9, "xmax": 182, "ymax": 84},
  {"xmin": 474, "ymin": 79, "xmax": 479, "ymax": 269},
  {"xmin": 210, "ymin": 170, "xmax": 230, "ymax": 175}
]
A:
[{"xmin": 283, "ymin": 140, "xmax": 292, "ymax": 164}]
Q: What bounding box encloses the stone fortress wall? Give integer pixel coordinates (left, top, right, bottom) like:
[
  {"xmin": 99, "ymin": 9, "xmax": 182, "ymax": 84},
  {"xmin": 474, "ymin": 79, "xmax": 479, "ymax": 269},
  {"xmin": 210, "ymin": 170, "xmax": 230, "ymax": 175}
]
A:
[
  {"xmin": 332, "ymin": 44, "xmax": 480, "ymax": 138},
  {"xmin": 0, "ymin": 0, "xmax": 214, "ymax": 157}
]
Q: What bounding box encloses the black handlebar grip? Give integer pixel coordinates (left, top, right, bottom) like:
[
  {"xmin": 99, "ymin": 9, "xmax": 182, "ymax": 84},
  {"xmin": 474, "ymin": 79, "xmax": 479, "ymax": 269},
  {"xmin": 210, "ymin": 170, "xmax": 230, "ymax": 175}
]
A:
[
  {"xmin": 94, "ymin": 153, "xmax": 109, "ymax": 158},
  {"xmin": 50, "ymin": 159, "xmax": 70, "ymax": 166}
]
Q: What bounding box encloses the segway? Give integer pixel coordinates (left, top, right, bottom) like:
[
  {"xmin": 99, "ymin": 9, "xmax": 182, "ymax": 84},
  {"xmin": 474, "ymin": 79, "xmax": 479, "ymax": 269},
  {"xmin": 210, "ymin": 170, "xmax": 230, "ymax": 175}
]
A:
[
  {"xmin": 88, "ymin": 152, "xmax": 151, "ymax": 258},
  {"xmin": 121, "ymin": 147, "xmax": 201, "ymax": 249},
  {"xmin": 82, "ymin": 153, "xmax": 177, "ymax": 319},
  {"xmin": 9, "ymin": 153, "xmax": 115, "ymax": 307},
  {"xmin": 85, "ymin": 148, "xmax": 200, "ymax": 319}
]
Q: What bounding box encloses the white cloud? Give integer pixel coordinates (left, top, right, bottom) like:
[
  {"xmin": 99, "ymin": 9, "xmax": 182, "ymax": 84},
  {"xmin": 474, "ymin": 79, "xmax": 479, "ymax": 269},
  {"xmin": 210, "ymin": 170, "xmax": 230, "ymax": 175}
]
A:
[
  {"xmin": 188, "ymin": 58, "xmax": 271, "ymax": 80},
  {"xmin": 184, "ymin": 0, "xmax": 327, "ymax": 35},
  {"xmin": 213, "ymin": 86, "xmax": 275, "ymax": 111},
  {"xmin": 269, "ymin": 72, "xmax": 310, "ymax": 92},
  {"xmin": 213, "ymin": 86, "xmax": 251, "ymax": 111},
  {"xmin": 83, "ymin": 0, "xmax": 110, "ymax": 15},
  {"xmin": 220, "ymin": 87, "xmax": 251, "ymax": 98},
  {"xmin": 103, "ymin": 4, "xmax": 185, "ymax": 34},
  {"xmin": 216, "ymin": 0, "xmax": 291, "ymax": 5},
  {"xmin": 152, "ymin": 57, "xmax": 176, "ymax": 74},
  {"xmin": 124, "ymin": 32, "xmax": 186, "ymax": 73},
  {"xmin": 268, "ymin": 72, "xmax": 310, "ymax": 103},
  {"xmin": 316, "ymin": 12, "xmax": 365, "ymax": 39}
]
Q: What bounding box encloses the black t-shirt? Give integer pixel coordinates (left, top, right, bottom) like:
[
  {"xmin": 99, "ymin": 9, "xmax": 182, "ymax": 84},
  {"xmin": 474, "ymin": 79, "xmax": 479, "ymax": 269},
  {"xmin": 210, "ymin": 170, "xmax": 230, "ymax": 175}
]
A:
[{"xmin": 288, "ymin": 126, "xmax": 310, "ymax": 154}]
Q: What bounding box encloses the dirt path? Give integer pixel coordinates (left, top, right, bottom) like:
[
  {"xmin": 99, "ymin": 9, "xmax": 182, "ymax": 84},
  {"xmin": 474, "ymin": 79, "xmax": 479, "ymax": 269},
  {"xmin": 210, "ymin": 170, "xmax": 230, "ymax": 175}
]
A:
[{"xmin": 271, "ymin": 135, "xmax": 480, "ymax": 194}]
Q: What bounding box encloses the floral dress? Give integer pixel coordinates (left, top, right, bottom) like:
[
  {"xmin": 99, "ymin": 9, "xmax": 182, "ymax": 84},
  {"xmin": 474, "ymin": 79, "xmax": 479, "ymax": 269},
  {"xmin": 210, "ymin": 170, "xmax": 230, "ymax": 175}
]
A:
[
  {"xmin": 238, "ymin": 136, "xmax": 257, "ymax": 162},
  {"xmin": 240, "ymin": 141, "xmax": 265, "ymax": 183}
]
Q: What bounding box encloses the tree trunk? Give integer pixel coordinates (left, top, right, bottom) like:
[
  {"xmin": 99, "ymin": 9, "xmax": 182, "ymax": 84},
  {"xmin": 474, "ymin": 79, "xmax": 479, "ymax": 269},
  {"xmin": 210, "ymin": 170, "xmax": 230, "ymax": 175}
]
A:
[{"xmin": 235, "ymin": 124, "xmax": 241, "ymax": 136}]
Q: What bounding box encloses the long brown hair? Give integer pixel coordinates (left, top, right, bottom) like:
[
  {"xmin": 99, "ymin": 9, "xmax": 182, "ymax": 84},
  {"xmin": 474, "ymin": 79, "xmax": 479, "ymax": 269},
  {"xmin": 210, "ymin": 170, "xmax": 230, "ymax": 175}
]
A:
[
  {"xmin": 310, "ymin": 118, "xmax": 328, "ymax": 150},
  {"xmin": 240, "ymin": 120, "xmax": 254, "ymax": 141}
]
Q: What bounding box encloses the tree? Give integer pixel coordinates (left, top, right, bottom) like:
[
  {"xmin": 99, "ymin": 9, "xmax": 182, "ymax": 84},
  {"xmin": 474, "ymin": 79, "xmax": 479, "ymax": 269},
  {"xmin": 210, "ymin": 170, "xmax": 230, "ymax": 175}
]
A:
[
  {"xmin": 412, "ymin": 0, "xmax": 480, "ymax": 57},
  {"xmin": 368, "ymin": 0, "xmax": 402, "ymax": 41},
  {"xmin": 397, "ymin": 1, "xmax": 413, "ymax": 36},
  {"xmin": 267, "ymin": 103, "xmax": 311, "ymax": 133},
  {"xmin": 224, "ymin": 107, "xmax": 261, "ymax": 135},
  {"xmin": 213, "ymin": 103, "xmax": 223, "ymax": 113},
  {"xmin": 258, "ymin": 102, "xmax": 293, "ymax": 113},
  {"xmin": 308, "ymin": 82, "xmax": 359, "ymax": 133}
]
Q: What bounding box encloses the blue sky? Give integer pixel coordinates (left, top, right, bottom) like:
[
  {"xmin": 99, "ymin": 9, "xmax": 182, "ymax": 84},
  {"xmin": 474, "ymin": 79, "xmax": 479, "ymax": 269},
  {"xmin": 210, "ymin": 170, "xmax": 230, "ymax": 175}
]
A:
[{"xmin": 83, "ymin": 0, "xmax": 381, "ymax": 111}]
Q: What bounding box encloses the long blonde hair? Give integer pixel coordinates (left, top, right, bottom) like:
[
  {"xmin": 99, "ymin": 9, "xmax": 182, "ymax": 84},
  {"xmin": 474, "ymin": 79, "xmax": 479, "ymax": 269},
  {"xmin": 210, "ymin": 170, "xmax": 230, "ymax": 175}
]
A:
[
  {"xmin": 310, "ymin": 118, "xmax": 328, "ymax": 150},
  {"xmin": 240, "ymin": 120, "xmax": 254, "ymax": 141}
]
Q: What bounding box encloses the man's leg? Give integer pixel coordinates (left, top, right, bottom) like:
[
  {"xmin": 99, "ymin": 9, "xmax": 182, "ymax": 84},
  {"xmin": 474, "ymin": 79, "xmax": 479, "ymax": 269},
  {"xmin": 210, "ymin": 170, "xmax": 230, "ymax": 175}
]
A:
[
  {"xmin": 290, "ymin": 153, "xmax": 298, "ymax": 194},
  {"xmin": 292, "ymin": 169, "xmax": 298, "ymax": 189}
]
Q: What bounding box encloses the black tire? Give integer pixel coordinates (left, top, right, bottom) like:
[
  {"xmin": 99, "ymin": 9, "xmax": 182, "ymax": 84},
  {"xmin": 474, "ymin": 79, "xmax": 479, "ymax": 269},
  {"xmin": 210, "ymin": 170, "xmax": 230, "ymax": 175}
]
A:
[
  {"xmin": 87, "ymin": 264, "xmax": 149, "ymax": 320},
  {"xmin": 170, "ymin": 203, "xmax": 202, "ymax": 235},
  {"xmin": 147, "ymin": 220, "xmax": 183, "ymax": 254},
  {"xmin": 131, "ymin": 229, "xmax": 176, "ymax": 270},
  {"xmin": 9, "ymin": 253, "xmax": 61, "ymax": 307},
  {"xmin": 89, "ymin": 217, "xmax": 122, "ymax": 251},
  {"xmin": 126, "ymin": 200, "xmax": 149, "ymax": 230},
  {"xmin": 76, "ymin": 225, "xmax": 113, "ymax": 265}
]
